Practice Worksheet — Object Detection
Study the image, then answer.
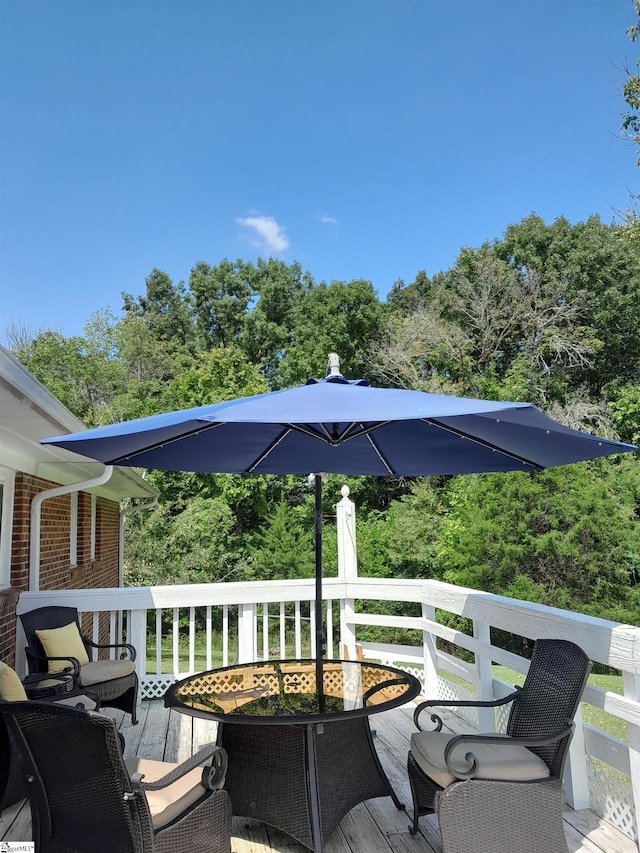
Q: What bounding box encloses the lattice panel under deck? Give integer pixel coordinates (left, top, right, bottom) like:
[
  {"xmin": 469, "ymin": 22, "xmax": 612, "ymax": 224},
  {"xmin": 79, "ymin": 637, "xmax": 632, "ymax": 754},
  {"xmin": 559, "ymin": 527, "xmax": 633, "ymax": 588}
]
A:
[
  {"xmin": 141, "ymin": 677, "xmax": 176, "ymax": 700},
  {"xmin": 437, "ymin": 676, "xmax": 479, "ymax": 728},
  {"xmin": 586, "ymin": 755, "xmax": 637, "ymax": 843},
  {"xmin": 494, "ymin": 703, "xmax": 510, "ymax": 732}
]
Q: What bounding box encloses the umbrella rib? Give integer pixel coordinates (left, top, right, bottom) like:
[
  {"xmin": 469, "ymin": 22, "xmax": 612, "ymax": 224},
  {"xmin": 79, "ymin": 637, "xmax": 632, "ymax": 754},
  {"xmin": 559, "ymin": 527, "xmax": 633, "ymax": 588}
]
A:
[
  {"xmin": 364, "ymin": 434, "xmax": 396, "ymax": 475},
  {"xmin": 291, "ymin": 422, "xmax": 359, "ymax": 444},
  {"xmin": 106, "ymin": 421, "xmax": 224, "ymax": 464},
  {"xmin": 424, "ymin": 418, "xmax": 542, "ymax": 469},
  {"xmin": 246, "ymin": 427, "xmax": 293, "ymax": 472},
  {"xmin": 291, "ymin": 421, "xmax": 393, "ymax": 445},
  {"xmin": 244, "ymin": 421, "xmax": 399, "ymax": 475}
]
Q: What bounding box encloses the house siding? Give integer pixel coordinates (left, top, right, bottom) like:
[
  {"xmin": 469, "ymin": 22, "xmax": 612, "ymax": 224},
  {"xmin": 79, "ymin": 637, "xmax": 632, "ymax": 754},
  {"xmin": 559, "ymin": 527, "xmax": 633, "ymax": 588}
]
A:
[{"xmin": 0, "ymin": 473, "xmax": 121, "ymax": 667}]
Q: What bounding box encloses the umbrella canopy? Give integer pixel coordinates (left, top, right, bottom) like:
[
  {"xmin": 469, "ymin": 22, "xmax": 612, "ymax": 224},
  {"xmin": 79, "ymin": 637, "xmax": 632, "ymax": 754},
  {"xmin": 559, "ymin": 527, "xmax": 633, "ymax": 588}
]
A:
[
  {"xmin": 42, "ymin": 375, "xmax": 635, "ymax": 476},
  {"xmin": 42, "ymin": 358, "xmax": 637, "ymax": 683}
]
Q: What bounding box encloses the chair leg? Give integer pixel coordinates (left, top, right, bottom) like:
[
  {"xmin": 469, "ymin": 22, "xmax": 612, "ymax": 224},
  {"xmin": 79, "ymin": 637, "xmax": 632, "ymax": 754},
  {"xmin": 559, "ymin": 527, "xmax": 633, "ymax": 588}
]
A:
[
  {"xmin": 407, "ymin": 751, "xmax": 442, "ymax": 834},
  {"xmin": 97, "ymin": 681, "xmax": 139, "ymax": 724},
  {"xmin": 123, "ymin": 677, "xmax": 139, "ymax": 724},
  {"xmin": 129, "ymin": 687, "xmax": 138, "ymax": 725}
]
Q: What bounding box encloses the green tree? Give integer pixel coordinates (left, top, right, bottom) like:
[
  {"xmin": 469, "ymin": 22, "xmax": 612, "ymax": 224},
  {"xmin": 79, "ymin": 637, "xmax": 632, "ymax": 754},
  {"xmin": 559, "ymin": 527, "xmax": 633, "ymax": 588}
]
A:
[
  {"xmin": 124, "ymin": 495, "xmax": 246, "ymax": 586},
  {"xmin": 122, "ymin": 268, "xmax": 195, "ymax": 354},
  {"xmin": 240, "ymin": 258, "xmax": 313, "ymax": 387},
  {"xmin": 435, "ymin": 458, "xmax": 640, "ymax": 625},
  {"xmin": 277, "ymin": 279, "xmax": 386, "ymax": 387},
  {"xmin": 373, "ymin": 247, "xmax": 598, "ymax": 409},
  {"xmin": 13, "ymin": 312, "xmax": 127, "ymax": 426},
  {"xmin": 123, "ymin": 346, "xmax": 273, "ymax": 587},
  {"xmin": 386, "ymin": 271, "xmax": 432, "ymax": 316},
  {"xmin": 189, "ymin": 260, "xmax": 252, "ymax": 349},
  {"xmin": 610, "ymin": 383, "xmax": 640, "ymax": 445},
  {"xmin": 248, "ymin": 499, "xmax": 315, "ymax": 580},
  {"xmin": 165, "ymin": 346, "xmax": 268, "ymax": 410},
  {"xmin": 494, "ymin": 214, "xmax": 640, "ymax": 394},
  {"xmin": 139, "ymin": 348, "xmax": 270, "ymax": 530},
  {"xmin": 108, "ymin": 313, "xmax": 179, "ymax": 421}
]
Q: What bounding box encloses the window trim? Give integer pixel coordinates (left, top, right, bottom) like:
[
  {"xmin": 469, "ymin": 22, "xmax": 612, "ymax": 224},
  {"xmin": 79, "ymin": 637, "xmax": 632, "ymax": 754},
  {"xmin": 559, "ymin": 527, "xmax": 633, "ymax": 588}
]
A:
[
  {"xmin": 0, "ymin": 467, "xmax": 16, "ymax": 588},
  {"xmin": 70, "ymin": 491, "xmax": 78, "ymax": 569},
  {"xmin": 90, "ymin": 493, "xmax": 97, "ymax": 562}
]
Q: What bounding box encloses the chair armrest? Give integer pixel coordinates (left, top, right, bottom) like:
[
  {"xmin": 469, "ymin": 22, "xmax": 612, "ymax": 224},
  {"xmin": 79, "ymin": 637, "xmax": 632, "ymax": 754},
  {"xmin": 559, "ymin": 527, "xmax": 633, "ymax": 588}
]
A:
[
  {"xmin": 443, "ymin": 720, "xmax": 575, "ymax": 779},
  {"xmin": 83, "ymin": 638, "xmax": 137, "ymax": 662},
  {"xmin": 413, "ymin": 687, "xmax": 519, "ymax": 731},
  {"xmin": 22, "ymin": 672, "xmax": 76, "ymax": 699},
  {"xmin": 130, "ymin": 744, "xmax": 228, "ymax": 792},
  {"xmin": 24, "ymin": 649, "xmax": 81, "ymax": 680}
]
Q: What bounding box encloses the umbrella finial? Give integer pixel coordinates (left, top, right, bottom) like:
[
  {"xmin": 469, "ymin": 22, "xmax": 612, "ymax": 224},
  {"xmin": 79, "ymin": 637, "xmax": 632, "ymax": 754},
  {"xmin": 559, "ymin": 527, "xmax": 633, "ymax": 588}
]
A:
[{"xmin": 327, "ymin": 352, "xmax": 342, "ymax": 378}]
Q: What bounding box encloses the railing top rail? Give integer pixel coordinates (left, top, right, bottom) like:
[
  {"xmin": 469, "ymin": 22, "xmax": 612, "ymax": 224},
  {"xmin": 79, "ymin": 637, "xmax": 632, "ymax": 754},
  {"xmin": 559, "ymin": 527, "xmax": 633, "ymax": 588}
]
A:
[{"xmin": 17, "ymin": 577, "xmax": 640, "ymax": 674}]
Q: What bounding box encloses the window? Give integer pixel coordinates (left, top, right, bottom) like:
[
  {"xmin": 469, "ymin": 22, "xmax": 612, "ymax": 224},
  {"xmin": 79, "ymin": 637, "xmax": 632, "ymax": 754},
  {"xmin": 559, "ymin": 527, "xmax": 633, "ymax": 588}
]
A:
[{"xmin": 0, "ymin": 467, "xmax": 15, "ymax": 588}]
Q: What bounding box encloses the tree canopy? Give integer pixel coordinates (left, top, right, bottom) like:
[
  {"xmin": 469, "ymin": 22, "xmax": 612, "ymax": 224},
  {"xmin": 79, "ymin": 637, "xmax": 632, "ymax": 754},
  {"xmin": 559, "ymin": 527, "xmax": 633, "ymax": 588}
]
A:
[{"xmin": 9, "ymin": 210, "xmax": 639, "ymax": 632}]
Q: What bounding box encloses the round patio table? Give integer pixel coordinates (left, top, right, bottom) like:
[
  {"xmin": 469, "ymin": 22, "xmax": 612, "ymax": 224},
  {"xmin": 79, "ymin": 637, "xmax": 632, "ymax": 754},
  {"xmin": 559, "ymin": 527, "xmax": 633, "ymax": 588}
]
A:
[{"xmin": 164, "ymin": 658, "xmax": 421, "ymax": 852}]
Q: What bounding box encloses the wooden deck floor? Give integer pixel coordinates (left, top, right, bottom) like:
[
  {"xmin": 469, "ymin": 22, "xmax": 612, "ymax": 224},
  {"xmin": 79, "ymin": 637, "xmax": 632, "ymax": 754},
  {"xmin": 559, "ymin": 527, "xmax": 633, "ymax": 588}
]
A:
[{"xmin": 1, "ymin": 699, "xmax": 636, "ymax": 853}]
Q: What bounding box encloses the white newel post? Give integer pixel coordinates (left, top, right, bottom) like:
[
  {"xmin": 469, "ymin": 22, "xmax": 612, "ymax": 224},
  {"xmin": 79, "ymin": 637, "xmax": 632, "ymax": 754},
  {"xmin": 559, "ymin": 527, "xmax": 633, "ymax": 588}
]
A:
[
  {"xmin": 474, "ymin": 621, "xmax": 495, "ymax": 732},
  {"xmin": 337, "ymin": 486, "xmax": 358, "ymax": 659},
  {"xmin": 128, "ymin": 608, "xmax": 147, "ymax": 705},
  {"xmin": 622, "ymin": 670, "xmax": 640, "ymax": 835},
  {"xmin": 237, "ymin": 602, "xmax": 257, "ymax": 663},
  {"xmin": 421, "ymin": 602, "xmax": 438, "ymax": 699},
  {"xmin": 563, "ymin": 704, "xmax": 590, "ymax": 809}
]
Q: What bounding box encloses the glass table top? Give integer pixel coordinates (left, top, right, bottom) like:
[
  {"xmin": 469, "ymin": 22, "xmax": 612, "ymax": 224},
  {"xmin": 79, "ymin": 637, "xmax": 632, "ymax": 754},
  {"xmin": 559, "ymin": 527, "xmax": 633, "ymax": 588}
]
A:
[{"xmin": 165, "ymin": 659, "xmax": 421, "ymax": 725}]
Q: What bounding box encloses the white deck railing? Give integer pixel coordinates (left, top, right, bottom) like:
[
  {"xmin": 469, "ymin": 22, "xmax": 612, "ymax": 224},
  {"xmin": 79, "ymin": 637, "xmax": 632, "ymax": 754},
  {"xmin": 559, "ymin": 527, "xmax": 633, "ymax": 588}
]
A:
[{"xmin": 15, "ymin": 574, "xmax": 640, "ymax": 844}]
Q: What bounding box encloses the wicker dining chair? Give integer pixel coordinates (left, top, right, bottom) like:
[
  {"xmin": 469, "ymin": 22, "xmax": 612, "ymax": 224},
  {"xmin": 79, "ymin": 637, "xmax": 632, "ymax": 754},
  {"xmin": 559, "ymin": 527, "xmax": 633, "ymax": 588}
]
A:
[
  {"xmin": 0, "ymin": 660, "xmax": 100, "ymax": 811},
  {"xmin": 1, "ymin": 700, "xmax": 232, "ymax": 853},
  {"xmin": 20, "ymin": 605, "xmax": 139, "ymax": 723},
  {"xmin": 407, "ymin": 638, "xmax": 592, "ymax": 853}
]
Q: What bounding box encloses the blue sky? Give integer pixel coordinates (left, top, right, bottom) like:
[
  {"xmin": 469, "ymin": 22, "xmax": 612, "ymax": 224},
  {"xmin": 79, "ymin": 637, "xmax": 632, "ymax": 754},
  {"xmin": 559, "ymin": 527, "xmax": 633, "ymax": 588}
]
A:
[{"xmin": 1, "ymin": 0, "xmax": 638, "ymax": 340}]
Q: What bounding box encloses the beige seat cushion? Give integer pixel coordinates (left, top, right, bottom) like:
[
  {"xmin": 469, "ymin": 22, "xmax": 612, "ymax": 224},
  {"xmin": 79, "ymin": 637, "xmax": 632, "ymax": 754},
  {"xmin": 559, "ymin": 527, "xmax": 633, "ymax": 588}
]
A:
[
  {"xmin": 79, "ymin": 659, "xmax": 135, "ymax": 686},
  {"xmin": 35, "ymin": 622, "xmax": 90, "ymax": 671},
  {"xmin": 0, "ymin": 661, "xmax": 28, "ymax": 701},
  {"xmin": 125, "ymin": 757, "xmax": 207, "ymax": 829},
  {"xmin": 410, "ymin": 731, "xmax": 550, "ymax": 788}
]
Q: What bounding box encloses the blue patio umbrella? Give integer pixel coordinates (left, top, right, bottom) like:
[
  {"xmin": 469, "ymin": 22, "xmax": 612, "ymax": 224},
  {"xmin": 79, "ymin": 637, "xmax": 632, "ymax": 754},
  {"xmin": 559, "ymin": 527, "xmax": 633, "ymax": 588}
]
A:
[{"xmin": 42, "ymin": 355, "xmax": 637, "ymax": 674}]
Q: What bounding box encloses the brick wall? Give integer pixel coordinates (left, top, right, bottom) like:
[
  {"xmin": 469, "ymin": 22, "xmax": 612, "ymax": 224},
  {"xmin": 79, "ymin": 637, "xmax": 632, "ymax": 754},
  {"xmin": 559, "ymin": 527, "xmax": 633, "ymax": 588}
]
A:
[{"xmin": 0, "ymin": 473, "xmax": 121, "ymax": 666}]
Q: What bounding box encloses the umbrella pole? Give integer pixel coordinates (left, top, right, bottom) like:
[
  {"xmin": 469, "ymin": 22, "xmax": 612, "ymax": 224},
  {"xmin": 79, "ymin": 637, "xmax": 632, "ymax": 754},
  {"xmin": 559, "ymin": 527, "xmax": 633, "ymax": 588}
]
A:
[{"xmin": 314, "ymin": 474, "xmax": 325, "ymax": 713}]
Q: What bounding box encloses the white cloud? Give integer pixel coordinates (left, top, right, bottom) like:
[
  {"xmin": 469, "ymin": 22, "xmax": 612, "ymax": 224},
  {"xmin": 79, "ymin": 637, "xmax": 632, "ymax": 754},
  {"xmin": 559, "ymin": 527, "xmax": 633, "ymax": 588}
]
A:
[
  {"xmin": 319, "ymin": 214, "xmax": 338, "ymax": 225},
  {"xmin": 235, "ymin": 214, "xmax": 290, "ymax": 253}
]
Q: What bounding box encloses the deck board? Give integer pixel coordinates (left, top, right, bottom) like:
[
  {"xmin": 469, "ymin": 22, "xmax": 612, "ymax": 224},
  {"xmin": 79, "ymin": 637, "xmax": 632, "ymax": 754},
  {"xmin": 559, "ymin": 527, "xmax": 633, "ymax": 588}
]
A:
[{"xmin": 1, "ymin": 700, "xmax": 635, "ymax": 853}]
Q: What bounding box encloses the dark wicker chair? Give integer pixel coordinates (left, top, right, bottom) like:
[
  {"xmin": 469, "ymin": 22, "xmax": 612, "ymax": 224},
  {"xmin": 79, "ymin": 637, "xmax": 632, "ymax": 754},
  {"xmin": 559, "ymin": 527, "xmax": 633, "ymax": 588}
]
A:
[
  {"xmin": 1, "ymin": 661, "xmax": 100, "ymax": 811},
  {"xmin": 0, "ymin": 700, "xmax": 232, "ymax": 853},
  {"xmin": 20, "ymin": 605, "xmax": 139, "ymax": 723},
  {"xmin": 407, "ymin": 638, "xmax": 592, "ymax": 853}
]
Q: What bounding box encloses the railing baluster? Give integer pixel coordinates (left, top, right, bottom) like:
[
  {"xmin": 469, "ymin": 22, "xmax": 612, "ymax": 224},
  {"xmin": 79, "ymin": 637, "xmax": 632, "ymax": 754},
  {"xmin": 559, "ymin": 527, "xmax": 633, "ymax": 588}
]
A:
[
  {"xmin": 155, "ymin": 609, "xmax": 162, "ymax": 675},
  {"xmin": 172, "ymin": 607, "xmax": 179, "ymax": 676},
  {"xmin": 188, "ymin": 606, "xmax": 195, "ymax": 673},
  {"xmin": 295, "ymin": 600, "xmax": 302, "ymax": 658},
  {"xmin": 326, "ymin": 599, "xmax": 333, "ymax": 658},
  {"xmin": 205, "ymin": 605, "xmax": 212, "ymax": 671},
  {"xmin": 222, "ymin": 604, "xmax": 229, "ymax": 666},
  {"xmin": 262, "ymin": 602, "xmax": 269, "ymax": 660}
]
